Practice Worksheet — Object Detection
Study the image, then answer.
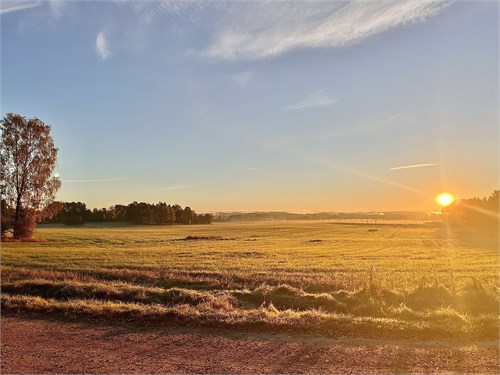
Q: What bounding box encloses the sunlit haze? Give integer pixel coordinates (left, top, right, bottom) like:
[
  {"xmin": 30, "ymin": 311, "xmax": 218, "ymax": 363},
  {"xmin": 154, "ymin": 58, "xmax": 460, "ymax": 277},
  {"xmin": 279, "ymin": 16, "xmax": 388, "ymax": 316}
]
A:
[{"xmin": 2, "ymin": 1, "xmax": 498, "ymax": 212}]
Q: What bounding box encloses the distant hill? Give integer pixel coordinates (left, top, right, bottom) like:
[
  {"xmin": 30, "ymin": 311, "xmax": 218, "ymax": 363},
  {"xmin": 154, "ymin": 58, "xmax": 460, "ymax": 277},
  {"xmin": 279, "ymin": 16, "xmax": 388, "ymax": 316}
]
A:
[{"xmin": 213, "ymin": 211, "xmax": 429, "ymax": 222}]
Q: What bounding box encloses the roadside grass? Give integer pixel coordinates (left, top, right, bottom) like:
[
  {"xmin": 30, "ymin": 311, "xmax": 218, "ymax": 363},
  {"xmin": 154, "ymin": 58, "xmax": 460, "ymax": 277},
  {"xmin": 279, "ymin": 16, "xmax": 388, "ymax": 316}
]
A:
[
  {"xmin": 3, "ymin": 293, "xmax": 497, "ymax": 339},
  {"xmin": 2, "ymin": 278, "xmax": 497, "ymax": 315},
  {"xmin": 1, "ymin": 221, "xmax": 498, "ymax": 339}
]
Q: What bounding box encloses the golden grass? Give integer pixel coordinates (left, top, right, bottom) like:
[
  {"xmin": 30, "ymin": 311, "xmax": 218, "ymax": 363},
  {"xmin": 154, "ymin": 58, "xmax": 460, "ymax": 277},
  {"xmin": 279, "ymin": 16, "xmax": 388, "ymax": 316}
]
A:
[
  {"xmin": 1, "ymin": 221, "xmax": 498, "ymax": 338},
  {"xmin": 2, "ymin": 293, "xmax": 497, "ymax": 339}
]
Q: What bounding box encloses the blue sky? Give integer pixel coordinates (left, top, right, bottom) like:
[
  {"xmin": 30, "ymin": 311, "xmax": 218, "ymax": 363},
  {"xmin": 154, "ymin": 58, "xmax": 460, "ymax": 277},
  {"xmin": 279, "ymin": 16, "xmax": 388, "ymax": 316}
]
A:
[{"xmin": 1, "ymin": 0, "xmax": 498, "ymax": 212}]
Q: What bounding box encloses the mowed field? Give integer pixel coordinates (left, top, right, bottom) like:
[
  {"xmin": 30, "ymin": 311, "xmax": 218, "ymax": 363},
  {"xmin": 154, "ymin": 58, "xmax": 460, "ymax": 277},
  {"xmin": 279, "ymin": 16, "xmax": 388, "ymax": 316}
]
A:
[{"xmin": 1, "ymin": 221, "xmax": 498, "ymax": 340}]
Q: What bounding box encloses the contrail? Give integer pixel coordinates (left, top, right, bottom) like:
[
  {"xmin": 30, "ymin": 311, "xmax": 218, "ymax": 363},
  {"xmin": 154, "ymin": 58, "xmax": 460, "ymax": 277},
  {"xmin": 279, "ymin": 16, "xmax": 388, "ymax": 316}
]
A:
[
  {"xmin": 62, "ymin": 178, "xmax": 122, "ymax": 183},
  {"xmin": 389, "ymin": 163, "xmax": 438, "ymax": 171}
]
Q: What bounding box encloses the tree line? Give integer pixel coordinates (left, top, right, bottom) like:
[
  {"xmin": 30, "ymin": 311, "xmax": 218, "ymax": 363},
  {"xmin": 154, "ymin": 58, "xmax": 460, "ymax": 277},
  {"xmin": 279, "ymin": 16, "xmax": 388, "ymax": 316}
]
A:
[
  {"xmin": 40, "ymin": 201, "xmax": 213, "ymax": 226},
  {"xmin": 442, "ymin": 190, "xmax": 499, "ymax": 228},
  {"xmin": 1, "ymin": 113, "xmax": 213, "ymax": 239},
  {"xmin": 215, "ymin": 211, "xmax": 429, "ymax": 222}
]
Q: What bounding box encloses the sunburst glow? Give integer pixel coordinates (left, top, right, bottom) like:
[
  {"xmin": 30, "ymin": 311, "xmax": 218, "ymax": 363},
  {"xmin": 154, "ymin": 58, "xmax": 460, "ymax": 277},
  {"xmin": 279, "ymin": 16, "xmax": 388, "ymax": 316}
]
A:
[{"xmin": 435, "ymin": 192, "xmax": 455, "ymax": 207}]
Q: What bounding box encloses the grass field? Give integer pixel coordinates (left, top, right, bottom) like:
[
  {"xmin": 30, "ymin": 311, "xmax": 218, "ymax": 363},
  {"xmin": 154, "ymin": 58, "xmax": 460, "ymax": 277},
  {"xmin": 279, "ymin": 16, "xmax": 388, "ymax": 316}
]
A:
[{"xmin": 1, "ymin": 221, "xmax": 498, "ymax": 340}]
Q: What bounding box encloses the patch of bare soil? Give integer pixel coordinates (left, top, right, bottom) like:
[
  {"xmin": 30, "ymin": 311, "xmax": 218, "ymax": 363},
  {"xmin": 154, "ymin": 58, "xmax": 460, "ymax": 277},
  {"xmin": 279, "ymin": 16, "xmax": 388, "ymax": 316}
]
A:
[
  {"xmin": 178, "ymin": 236, "xmax": 235, "ymax": 241},
  {"xmin": 1, "ymin": 315, "xmax": 498, "ymax": 374}
]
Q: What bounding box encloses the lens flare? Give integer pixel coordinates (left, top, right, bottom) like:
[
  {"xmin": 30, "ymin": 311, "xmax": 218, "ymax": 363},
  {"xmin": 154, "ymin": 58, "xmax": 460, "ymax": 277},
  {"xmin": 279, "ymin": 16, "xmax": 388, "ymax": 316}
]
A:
[{"xmin": 436, "ymin": 192, "xmax": 455, "ymax": 207}]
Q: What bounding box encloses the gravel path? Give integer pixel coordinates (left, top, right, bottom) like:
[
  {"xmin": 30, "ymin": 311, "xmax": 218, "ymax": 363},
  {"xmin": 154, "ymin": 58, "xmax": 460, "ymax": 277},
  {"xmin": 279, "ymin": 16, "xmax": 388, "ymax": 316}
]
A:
[{"xmin": 1, "ymin": 316, "xmax": 498, "ymax": 374}]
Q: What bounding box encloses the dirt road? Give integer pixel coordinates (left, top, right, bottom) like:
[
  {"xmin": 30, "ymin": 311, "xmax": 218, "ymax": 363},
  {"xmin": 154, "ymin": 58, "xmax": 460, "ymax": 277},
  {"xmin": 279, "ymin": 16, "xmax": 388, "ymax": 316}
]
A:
[{"xmin": 1, "ymin": 316, "xmax": 498, "ymax": 374}]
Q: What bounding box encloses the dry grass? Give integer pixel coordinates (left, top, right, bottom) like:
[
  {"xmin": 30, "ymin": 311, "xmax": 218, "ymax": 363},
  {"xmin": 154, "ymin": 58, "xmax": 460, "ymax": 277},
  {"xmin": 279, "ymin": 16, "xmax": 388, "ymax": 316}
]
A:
[
  {"xmin": 3, "ymin": 293, "xmax": 497, "ymax": 339},
  {"xmin": 1, "ymin": 221, "xmax": 498, "ymax": 339}
]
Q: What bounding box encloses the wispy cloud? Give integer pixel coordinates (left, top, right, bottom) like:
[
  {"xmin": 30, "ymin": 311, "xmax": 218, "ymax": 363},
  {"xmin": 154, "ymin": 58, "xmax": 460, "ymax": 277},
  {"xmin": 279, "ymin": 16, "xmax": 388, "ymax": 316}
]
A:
[
  {"xmin": 232, "ymin": 71, "xmax": 253, "ymax": 87},
  {"xmin": 159, "ymin": 184, "xmax": 193, "ymax": 191},
  {"xmin": 115, "ymin": 0, "xmax": 207, "ymax": 25},
  {"xmin": 389, "ymin": 163, "xmax": 439, "ymax": 171},
  {"xmin": 3, "ymin": 0, "xmax": 450, "ymax": 64},
  {"xmin": 202, "ymin": 1, "xmax": 451, "ymax": 60},
  {"xmin": 96, "ymin": 31, "xmax": 110, "ymax": 60},
  {"xmin": 284, "ymin": 90, "xmax": 337, "ymax": 111},
  {"xmin": 324, "ymin": 109, "xmax": 413, "ymax": 139},
  {"xmin": 48, "ymin": 0, "xmax": 65, "ymax": 18},
  {"xmin": 62, "ymin": 178, "xmax": 122, "ymax": 183},
  {"xmin": 0, "ymin": 0, "xmax": 40, "ymax": 15},
  {"xmin": 266, "ymin": 108, "xmax": 413, "ymax": 150}
]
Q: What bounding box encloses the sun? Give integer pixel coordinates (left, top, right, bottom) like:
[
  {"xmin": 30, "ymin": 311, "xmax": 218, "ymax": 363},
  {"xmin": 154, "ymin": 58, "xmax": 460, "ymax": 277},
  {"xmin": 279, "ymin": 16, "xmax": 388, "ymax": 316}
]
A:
[{"xmin": 435, "ymin": 192, "xmax": 455, "ymax": 207}]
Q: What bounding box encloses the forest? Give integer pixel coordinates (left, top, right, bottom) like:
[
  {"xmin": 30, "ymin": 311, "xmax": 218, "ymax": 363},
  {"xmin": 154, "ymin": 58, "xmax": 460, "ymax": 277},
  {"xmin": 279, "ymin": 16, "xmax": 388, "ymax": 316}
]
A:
[
  {"xmin": 442, "ymin": 190, "xmax": 499, "ymax": 228},
  {"xmin": 3, "ymin": 201, "xmax": 213, "ymax": 228}
]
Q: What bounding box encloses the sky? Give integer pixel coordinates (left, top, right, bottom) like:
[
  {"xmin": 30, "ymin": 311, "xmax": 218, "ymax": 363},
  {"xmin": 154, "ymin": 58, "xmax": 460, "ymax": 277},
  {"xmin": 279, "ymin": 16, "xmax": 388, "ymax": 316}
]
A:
[{"xmin": 1, "ymin": 0, "xmax": 498, "ymax": 212}]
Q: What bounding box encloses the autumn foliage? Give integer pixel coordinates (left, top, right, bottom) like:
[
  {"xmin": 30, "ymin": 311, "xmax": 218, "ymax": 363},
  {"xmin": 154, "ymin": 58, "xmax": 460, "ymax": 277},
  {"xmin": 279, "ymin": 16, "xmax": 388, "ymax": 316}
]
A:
[{"xmin": 1, "ymin": 113, "xmax": 61, "ymax": 239}]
